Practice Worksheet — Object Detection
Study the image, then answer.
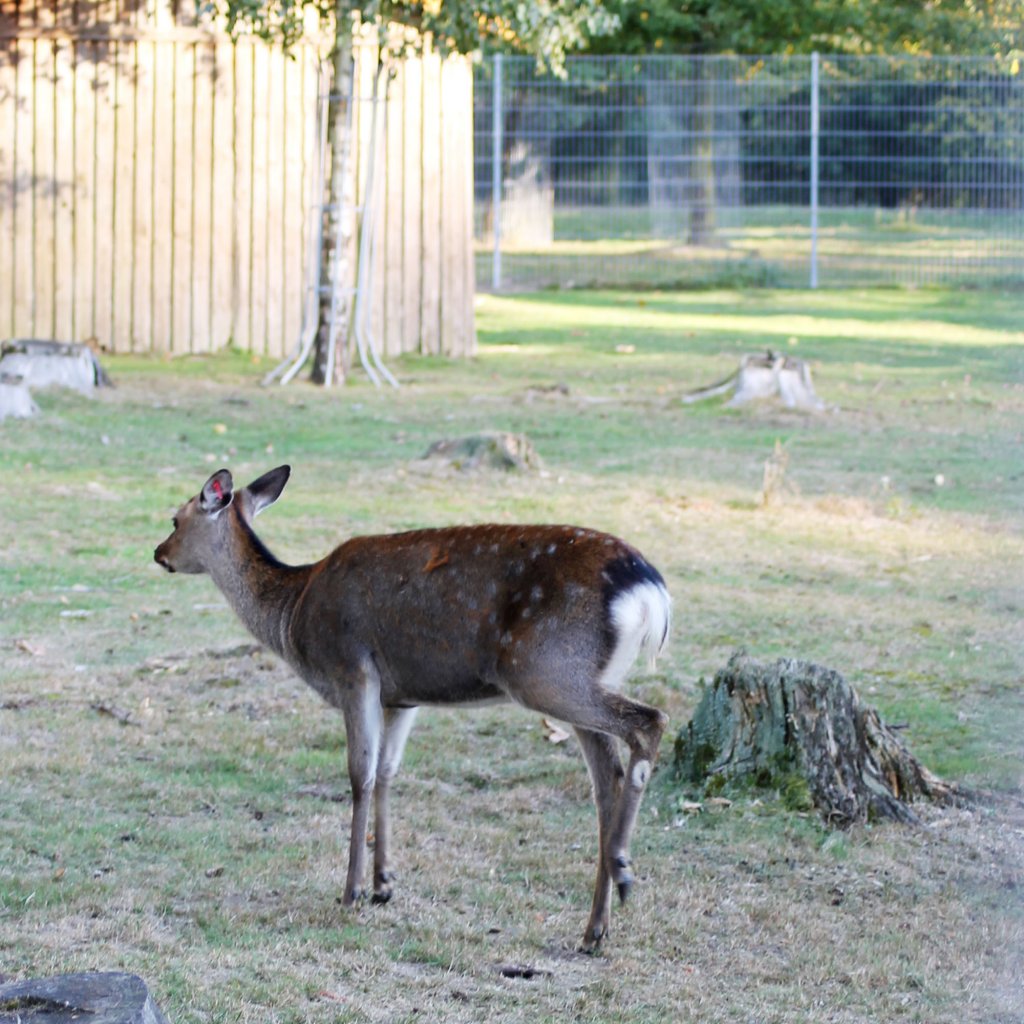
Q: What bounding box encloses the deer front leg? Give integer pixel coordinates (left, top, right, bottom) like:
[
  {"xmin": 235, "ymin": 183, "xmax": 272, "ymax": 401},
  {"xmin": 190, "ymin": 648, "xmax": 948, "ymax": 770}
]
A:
[
  {"xmin": 372, "ymin": 706, "xmax": 418, "ymax": 904},
  {"xmin": 341, "ymin": 665, "xmax": 383, "ymax": 905}
]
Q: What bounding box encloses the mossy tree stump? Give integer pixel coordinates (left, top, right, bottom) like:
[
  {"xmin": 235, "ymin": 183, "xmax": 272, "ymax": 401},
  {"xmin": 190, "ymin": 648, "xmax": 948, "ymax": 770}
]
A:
[
  {"xmin": 417, "ymin": 432, "xmax": 541, "ymax": 473},
  {"xmin": 675, "ymin": 652, "xmax": 963, "ymax": 825}
]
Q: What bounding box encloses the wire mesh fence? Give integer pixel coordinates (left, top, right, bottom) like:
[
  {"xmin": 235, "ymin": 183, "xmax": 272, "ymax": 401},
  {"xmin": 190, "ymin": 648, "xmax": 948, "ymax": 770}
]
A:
[{"xmin": 474, "ymin": 54, "xmax": 1024, "ymax": 291}]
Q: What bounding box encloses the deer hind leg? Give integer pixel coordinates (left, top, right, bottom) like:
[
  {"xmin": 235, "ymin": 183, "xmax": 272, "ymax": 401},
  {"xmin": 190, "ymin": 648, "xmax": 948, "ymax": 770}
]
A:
[
  {"xmin": 574, "ymin": 726, "xmax": 625, "ymax": 953},
  {"xmin": 340, "ymin": 663, "xmax": 383, "ymax": 905},
  {"xmin": 372, "ymin": 706, "xmax": 418, "ymax": 904},
  {"xmin": 516, "ymin": 683, "xmax": 666, "ymax": 950},
  {"xmin": 601, "ymin": 692, "xmax": 667, "ymax": 908}
]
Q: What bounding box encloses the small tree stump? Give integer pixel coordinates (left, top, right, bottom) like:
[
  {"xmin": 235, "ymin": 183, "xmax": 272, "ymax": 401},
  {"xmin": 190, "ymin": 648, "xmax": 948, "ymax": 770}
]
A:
[
  {"xmin": 683, "ymin": 351, "xmax": 825, "ymax": 411},
  {"xmin": 0, "ymin": 340, "xmax": 112, "ymax": 394},
  {"xmin": 0, "ymin": 374, "xmax": 39, "ymax": 420},
  {"xmin": 674, "ymin": 652, "xmax": 963, "ymax": 825},
  {"xmin": 0, "ymin": 972, "xmax": 168, "ymax": 1024},
  {"xmin": 416, "ymin": 431, "xmax": 541, "ymax": 473}
]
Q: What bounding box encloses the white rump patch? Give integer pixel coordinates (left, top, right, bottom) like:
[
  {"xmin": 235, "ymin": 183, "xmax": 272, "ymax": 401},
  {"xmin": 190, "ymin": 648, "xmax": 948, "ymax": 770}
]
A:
[{"xmin": 599, "ymin": 580, "xmax": 672, "ymax": 691}]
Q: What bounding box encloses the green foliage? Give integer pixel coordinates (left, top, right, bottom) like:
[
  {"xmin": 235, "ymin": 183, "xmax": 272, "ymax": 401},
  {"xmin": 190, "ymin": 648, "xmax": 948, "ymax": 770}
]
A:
[
  {"xmin": 211, "ymin": 0, "xmax": 619, "ymax": 72},
  {"xmin": 590, "ymin": 0, "xmax": 1021, "ymax": 57}
]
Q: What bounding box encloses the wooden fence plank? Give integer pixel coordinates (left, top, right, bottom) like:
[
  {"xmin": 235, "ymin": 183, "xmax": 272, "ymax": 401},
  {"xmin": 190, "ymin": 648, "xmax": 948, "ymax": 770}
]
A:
[
  {"xmin": 33, "ymin": 36, "xmax": 55, "ymax": 338},
  {"xmin": 263, "ymin": 41, "xmax": 284, "ymax": 357},
  {"xmin": 12, "ymin": 41, "xmax": 36, "ymax": 337},
  {"xmin": 369, "ymin": 62, "xmax": 387, "ymax": 360},
  {"xmin": 91, "ymin": 41, "xmax": 115, "ymax": 346},
  {"xmin": 418, "ymin": 42, "xmax": 441, "ymax": 356},
  {"xmin": 190, "ymin": 40, "xmax": 214, "ymax": 352},
  {"xmin": 231, "ymin": 41, "xmax": 254, "ymax": 352},
  {"xmin": 92, "ymin": 41, "xmax": 116, "ymax": 347},
  {"xmin": 131, "ymin": 39, "xmax": 155, "ymax": 351},
  {"xmin": 401, "ymin": 52, "xmax": 423, "ymax": 356},
  {"xmin": 72, "ymin": 40, "xmax": 96, "ymax": 342},
  {"xmin": 0, "ymin": 41, "xmax": 18, "ymax": 336},
  {"xmin": 353, "ymin": 38, "xmax": 385, "ymax": 366},
  {"xmin": 458, "ymin": 57, "xmax": 476, "ymax": 357},
  {"xmin": 150, "ymin": 36, "xmax": 174, "ymax": 352},
  {"xmin": 52, "ymin": 38, "xmax": 75, "ymax": 340},
  {"xmin": 112, "ymin": 39, "xmax": 137, "ymax": 349},
  {"xmin": 383, "ymin": 58, "xmax": 404, "ymax": 357},
  {"xmin": 170, "ymin": 39, "xmax": 193, "ymax": 352},
  {"xmin": 439, "ymin": 55, "xmax": 466, "ymax": 357},
  {"xmin": 248, "ymin": 41, "xmax": 269, "ymax": 355},
  {"xmin": 209, "ymin": 37, "xmax": 234, "ymax": 349},
  {"xmin": 280, "ymin": 50, "xmax": 308, "ymax": 360}
]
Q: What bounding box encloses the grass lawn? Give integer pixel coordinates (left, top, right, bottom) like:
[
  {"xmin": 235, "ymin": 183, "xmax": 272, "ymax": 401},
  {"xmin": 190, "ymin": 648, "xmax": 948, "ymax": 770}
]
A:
[
  {"xmin": 475, "ymin": 205, "xmax": 1024, "ymax": 290},
  {"xmin": 1, "ymin": 287, "xmax": 1022, "ymax": 1022}
]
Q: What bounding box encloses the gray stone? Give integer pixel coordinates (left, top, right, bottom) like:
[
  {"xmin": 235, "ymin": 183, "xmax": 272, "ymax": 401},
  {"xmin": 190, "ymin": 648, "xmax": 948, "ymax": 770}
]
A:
[{"xmin": 0, "ymin": 972, "xmax": 168, "ymax": 1024}]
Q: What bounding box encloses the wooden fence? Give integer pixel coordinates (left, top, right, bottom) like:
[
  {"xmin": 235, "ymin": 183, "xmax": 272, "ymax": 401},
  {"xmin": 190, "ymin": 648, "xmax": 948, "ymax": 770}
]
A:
[{"xmin": 0, "ymin": 4, "xmax": 476, "ymax": 360}]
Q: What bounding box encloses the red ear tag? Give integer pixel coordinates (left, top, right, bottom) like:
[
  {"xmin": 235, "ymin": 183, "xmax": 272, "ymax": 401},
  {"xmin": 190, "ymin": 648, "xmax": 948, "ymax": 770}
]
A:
[{"xmin": 212, "ymin": 479, "xmax": 224, "ymax": 500}]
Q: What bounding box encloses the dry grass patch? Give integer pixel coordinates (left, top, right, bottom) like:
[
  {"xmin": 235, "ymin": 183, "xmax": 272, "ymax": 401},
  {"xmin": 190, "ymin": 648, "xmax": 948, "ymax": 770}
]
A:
[{"xmin": 2, "ymin": 288, "xmax": 1022, "ymax": 1021}]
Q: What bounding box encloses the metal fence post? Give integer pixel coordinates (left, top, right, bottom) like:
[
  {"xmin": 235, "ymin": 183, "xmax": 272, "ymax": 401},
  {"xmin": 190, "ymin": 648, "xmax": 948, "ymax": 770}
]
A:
[
  {"xmin": 491, "ymin": 53, "xmax": 503, "ymax": 292},
  {"xmin": 809, "ymin": 51, "xmax": 820, "ymax": 289}
]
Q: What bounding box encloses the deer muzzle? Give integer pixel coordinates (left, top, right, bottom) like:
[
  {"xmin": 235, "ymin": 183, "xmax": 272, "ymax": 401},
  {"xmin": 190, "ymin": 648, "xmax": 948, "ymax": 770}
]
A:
[{"xmin": 154, "ymin": 544, "xmax": 176, "ymax": 572}]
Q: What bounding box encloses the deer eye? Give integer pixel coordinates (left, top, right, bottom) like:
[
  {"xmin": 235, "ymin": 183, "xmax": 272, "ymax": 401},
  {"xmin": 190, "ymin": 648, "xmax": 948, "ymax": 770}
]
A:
[{"xmin": 172, "ymin": 517, "xmax": 179, "ymax": 529}]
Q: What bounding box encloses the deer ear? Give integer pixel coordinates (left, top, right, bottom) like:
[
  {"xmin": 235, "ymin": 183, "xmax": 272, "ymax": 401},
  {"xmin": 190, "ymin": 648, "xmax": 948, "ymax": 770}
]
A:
[
  {"xmin": 243, "ymin": 465, "xmax": 291, "ymax": 517},
  {"xmin": 199, "ymin": 469, "xmax": 234, "ymax": 514}
]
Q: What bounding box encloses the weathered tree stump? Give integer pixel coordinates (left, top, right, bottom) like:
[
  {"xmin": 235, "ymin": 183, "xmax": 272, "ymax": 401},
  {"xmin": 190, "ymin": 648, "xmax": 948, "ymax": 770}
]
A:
[
  {"xmin": 0, "ymin": 972, "xmax": 168, "ymax": 1024},
  {"xmin": 0, "ymin": 374, "xmax": 39, "ymax": 420},
  {"xmin": 674, "ymin": 652, "xmax": 963, "ymax": 825},
  {"xmin": 683, "ymin": 351, "xmax": 824, "ymax": 410},
  {"xmin": 0, "ymin": 340, "xmax": 112, "ymax": 394},
  {"xmin": 416, "ymin": 431, "xmax": 541, "ymax": 473}
]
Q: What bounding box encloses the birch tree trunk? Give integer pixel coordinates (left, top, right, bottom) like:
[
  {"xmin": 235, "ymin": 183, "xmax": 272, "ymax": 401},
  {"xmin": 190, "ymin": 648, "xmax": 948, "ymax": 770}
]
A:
[{"xmin": 311, "ymin": 7, "xmax": 357, "ymax": 385}]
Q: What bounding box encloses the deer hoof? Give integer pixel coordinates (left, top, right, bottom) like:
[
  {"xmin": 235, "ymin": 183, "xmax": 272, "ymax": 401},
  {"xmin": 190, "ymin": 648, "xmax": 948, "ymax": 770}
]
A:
[
  {"xmin": 372, "ymin": 870, "xmax": 394, "ymax": 904},
  {"xmin": 578, "ymin": 923, "xmax": 607, "ymax": 955}
]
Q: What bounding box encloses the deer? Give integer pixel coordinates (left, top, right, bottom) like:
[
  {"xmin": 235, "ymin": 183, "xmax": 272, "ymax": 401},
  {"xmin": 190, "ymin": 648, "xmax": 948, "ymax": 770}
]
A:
[{"xmin": 154, "ymin": 465, "xmax": 671, "ymax": 952}]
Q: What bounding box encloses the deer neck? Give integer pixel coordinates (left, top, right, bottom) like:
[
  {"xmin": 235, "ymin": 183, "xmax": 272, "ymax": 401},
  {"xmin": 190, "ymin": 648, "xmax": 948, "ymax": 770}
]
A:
[{"xmin": 207, "ymin": 509, "xmax": 309, "ymax": 657}]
